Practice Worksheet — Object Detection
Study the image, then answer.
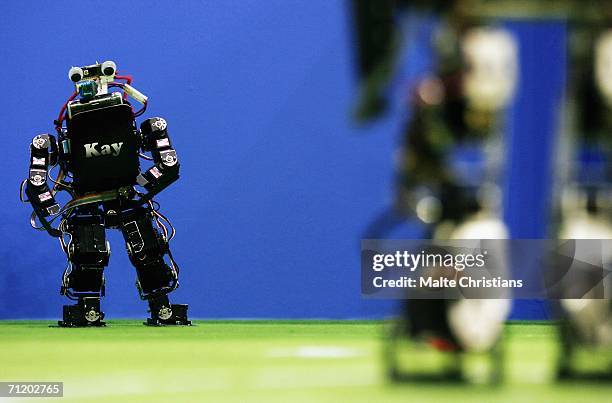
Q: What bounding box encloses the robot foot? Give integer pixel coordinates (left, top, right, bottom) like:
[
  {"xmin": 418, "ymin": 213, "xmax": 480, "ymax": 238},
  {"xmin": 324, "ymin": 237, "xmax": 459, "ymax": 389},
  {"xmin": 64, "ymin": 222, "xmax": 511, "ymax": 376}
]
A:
[
  {"xmin": 58, "ymin": 297, "xmax": 106, "ymax": 327},
  {"xmin": 145, "ymin": 295, "xmax": 191, "ymax": 326}
]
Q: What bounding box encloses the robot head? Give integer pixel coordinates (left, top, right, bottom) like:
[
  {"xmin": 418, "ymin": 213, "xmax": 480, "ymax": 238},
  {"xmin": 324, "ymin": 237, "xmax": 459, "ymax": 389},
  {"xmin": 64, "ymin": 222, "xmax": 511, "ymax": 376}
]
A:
[
  {"xmin": 68, "ymin": 61, "xmax": 117, "ymax": 100},
  {"xmin": 461, "ymin": 27, "xmax": 519, "ymax": 112}
]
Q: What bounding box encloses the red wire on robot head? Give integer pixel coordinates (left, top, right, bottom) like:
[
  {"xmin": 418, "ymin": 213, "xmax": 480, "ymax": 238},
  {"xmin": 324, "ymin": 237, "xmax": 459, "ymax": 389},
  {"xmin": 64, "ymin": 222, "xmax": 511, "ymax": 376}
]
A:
[{"xmin": 55, "ymin": 91, "xmax": 78, "ymax": 133}]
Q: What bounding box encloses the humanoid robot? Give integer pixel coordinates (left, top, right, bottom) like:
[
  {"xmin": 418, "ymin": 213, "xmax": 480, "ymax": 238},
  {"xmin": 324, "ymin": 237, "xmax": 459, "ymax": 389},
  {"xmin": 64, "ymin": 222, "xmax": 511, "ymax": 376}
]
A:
[
  {"xmin": 351, "ymin": 0, "xmax": 515, "ymax": 381},
  {"xmin": 21, "ymin": 61, "xmax": 191, "ymax": 327},
  {"xmin": 552, "ymin": 2, "xmax": 612, "ymax": 377}
]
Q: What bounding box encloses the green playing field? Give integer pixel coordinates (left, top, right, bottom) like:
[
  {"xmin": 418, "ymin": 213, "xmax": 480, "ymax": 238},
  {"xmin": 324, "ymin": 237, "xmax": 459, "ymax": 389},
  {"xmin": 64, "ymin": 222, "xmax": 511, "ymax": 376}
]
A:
[{"xmin": 0, "ymin": 320, "xmax": 611, "ymax": 402}]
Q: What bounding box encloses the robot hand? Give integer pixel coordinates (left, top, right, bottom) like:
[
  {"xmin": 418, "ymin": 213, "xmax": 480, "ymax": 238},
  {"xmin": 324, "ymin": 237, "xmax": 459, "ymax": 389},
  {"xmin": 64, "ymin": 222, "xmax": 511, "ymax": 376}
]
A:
[
  {"xmin": 23, "ymin": 134, "xmax": 63, "ymax": 237},
  {"xmin": 135, "ymin": 117, "xmax": 180, "ymax": 204}
]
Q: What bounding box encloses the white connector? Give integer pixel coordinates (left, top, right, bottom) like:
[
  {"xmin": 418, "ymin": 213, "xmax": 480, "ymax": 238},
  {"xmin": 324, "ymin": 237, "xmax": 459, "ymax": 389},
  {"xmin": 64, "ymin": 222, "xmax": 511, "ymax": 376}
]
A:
[{"xmin": 123, "ymin": 84, "xmax": 148, "ymax": 104}]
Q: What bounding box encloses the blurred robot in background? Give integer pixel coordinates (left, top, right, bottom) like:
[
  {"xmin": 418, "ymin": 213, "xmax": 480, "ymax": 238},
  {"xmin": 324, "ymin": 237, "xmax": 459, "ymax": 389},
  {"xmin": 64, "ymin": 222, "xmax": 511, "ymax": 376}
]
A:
[
  {"xmin": 352, "ymin": 0, "xmax": 517, "ymax": 380},
  {"xmin": 21, "ymin": 61, "xmax": 190, "ymax": 327},
  {"xmin": 554, "ymin": 3, "xmax": 612, "ymax": 378}
]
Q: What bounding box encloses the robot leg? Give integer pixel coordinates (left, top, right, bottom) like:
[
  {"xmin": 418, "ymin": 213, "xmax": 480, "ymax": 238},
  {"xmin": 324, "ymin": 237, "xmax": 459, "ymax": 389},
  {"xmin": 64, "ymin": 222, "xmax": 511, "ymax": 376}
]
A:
[
  {"xmin": 556, "ymin": 202, "xmax": 612, "ymax": 378},
  {"xmin": 120, "ymin": 206, "xmax": 190, "ymax": 326},
  {"xmin": 387, "ymin": 300, "xmax": 463, "ymax": 382},
  {"xmin": 59, "ymin": 212, "xmax": 109, "ymax": 327}
]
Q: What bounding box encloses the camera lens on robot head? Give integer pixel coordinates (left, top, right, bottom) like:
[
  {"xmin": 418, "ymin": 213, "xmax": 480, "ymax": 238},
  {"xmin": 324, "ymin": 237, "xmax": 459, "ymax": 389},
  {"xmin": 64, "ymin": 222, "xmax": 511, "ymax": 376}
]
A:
[
  {"xmin": 101, "ymin": 60, "xmax": 116, "ymax": 76},
  {"xmin": 68, "ymin": 66, "xmax": 84, "ymax": 82}
]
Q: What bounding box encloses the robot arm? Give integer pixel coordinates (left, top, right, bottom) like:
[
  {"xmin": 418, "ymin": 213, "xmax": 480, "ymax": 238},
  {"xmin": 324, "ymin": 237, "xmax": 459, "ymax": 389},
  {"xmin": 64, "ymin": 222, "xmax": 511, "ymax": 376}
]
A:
[
  {"xmin": 25, "ymin": 134, "xmax": 61, "ymax": 218},
  {"xmin": 351, "ymin": 0, "xmax": 398, "ymax": 121},
  {"xmin": 136, "ymin": 117, "xmax": 179, "ymax": 203}
]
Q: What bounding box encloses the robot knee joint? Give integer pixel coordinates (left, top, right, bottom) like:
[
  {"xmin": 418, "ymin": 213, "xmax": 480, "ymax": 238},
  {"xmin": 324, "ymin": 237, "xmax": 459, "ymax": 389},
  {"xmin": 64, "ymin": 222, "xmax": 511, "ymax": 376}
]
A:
[
  {"xmin": 68, "ymin": 239, "xmax": 110, "ymax": 267},
  {"xmin": 125, "ymin": 233, "xmax": 167, "ymax": 266},
  {"xmin": 66, "ymin": 218, "xmax": 109, "ymax": 266}
]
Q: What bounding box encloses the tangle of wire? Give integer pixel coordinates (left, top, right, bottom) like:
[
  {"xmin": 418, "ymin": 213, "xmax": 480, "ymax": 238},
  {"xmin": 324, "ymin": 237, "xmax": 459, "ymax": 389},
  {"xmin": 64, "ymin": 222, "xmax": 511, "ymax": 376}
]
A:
[
  {"xmin": 148, "ymin": 200, "xmax": 180, "ymax": 282},
  {"xmin": 19, "ymin": 179, "xmax": 28, "ymax": 203},
  {"xmin": 47, "ymin": 165, "xmax": 72, "ymax": 190},
  {"xmin": 107, "ymin": 82, "xmax": 147, "ymax": 117},
  {"xmin": 59, "ymin": 216, "xmax": 78, "ymax": 300},
  {"xmin": 55, "ymin": 73, "xmax": 147, "ymax": 135}
]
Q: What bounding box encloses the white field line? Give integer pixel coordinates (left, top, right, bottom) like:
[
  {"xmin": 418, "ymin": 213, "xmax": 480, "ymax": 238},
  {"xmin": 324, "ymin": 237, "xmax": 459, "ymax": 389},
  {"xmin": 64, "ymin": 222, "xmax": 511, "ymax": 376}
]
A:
[
  {"xmin": 266, "ymin": 345, "xmax": 367, "ymax": 359},
  {"xmin": 11, "ymin": 347, "xmax": 377, "ymax": 401}
]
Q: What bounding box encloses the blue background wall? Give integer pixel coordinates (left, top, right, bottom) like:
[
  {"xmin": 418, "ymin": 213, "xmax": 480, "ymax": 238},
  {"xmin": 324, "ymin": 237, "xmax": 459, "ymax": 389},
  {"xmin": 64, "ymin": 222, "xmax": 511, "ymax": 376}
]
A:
[{"xmin": 0, "ymin": 2, "xmax": 564, "ymax": 319}]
